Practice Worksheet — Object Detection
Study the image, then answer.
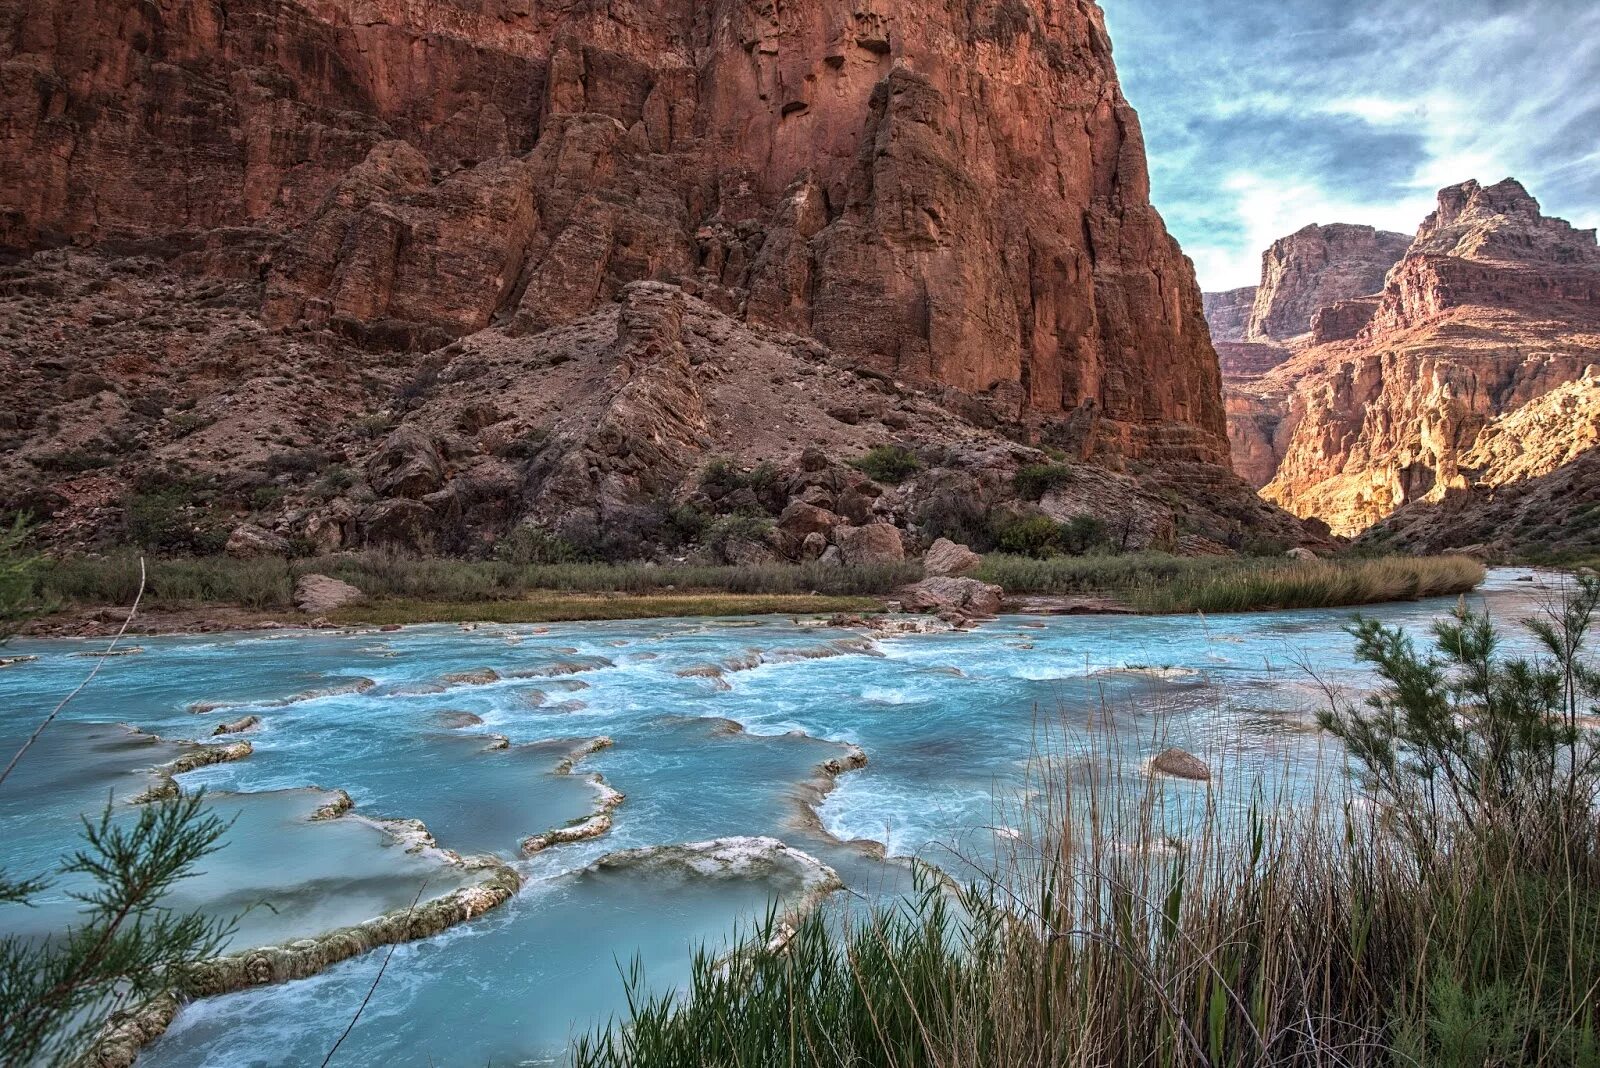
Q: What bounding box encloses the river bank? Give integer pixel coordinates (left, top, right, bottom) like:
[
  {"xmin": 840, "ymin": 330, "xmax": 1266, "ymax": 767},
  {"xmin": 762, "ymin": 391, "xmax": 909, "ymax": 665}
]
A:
[{"xmin": 17, "ymin": 552, "xmax": 1492, "ymax": 637}]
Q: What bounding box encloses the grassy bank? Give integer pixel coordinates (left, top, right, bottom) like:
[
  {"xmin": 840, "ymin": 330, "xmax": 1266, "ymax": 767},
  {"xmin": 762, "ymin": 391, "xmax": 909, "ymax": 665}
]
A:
[
  {"xmin": 27, "ymin": 550, "xmax": 1486, "ymax": 625},
  {"xmin": 578, "ymin": 582, "xmax": 1600, "ymax": 1068},
  {"xmin": 35, "ymin": 555, "xmax": 920, "ymax": 613},
  {"xmin": 980, "ymin": 552, "xmax": 1486, "ymax": 612}
]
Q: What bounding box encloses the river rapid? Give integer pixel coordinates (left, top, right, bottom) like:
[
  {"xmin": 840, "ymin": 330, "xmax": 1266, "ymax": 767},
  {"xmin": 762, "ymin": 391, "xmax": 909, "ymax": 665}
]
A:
[{"xmin": 0, "ymin": 569, "xmax": 1563, "ymax": 1066}]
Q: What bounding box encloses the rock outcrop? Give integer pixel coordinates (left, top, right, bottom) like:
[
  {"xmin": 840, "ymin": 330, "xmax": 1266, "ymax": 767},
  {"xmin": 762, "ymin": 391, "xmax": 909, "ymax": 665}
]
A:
[
  {"xmin": 0, "ymin": 0, "xmax": 1318, "ymax": 558},
  {"xmin": 1203, "ymin": 287, "xmax": 1257, "ymax": 344},
  {"xmin": 1212, "ymin": 180, "xmax": 1600, "ymax": 538},
  {"xmin": 1246, "ymin": 224, "xmax": 1410, "ymax": 343}
]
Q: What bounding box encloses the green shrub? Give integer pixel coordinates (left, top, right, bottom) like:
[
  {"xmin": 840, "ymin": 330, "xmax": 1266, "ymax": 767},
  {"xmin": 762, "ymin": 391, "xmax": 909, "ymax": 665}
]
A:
[
  {"xmin": 124, "ymin": 488, "xmax": 227, "ymax": 555},
  {"xmin": 993, "ymin": 514, "xmax": 1062, "ymax": 558},
  {"xmin": 850, "ymin": 445, "xmax": 922, "ymax": 484},
  {"xmin": 1059, "ymin": 514, "xmax": 1108, "ymax": 555},
  {"xmin": 1012, "ymin": 463, "xmax": 1072, "ymax": 500},
  {"xmin": 494, "ymin": 526, "xmax": 585, "ymax": 566}
]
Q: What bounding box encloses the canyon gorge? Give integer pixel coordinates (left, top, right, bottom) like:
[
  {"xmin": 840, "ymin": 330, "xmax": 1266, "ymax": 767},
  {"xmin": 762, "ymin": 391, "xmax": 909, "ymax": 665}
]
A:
[
  {"xmin": 1209, "ymin": 179, "xmax": 1600, "ymax": 555},
  {"xmin": 0, "ymin": 0, "xmax": 1307, "ymax": 563}
]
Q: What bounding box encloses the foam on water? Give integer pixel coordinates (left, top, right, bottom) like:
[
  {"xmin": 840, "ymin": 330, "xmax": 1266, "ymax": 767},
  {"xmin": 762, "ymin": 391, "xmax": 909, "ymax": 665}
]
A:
[{"xmin": 0, "ymin": 570, "xmax": 1568, "ymax": 1064}]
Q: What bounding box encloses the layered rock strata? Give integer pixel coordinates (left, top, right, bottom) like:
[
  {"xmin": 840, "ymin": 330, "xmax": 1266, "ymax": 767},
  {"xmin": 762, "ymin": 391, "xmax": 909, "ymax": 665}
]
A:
[
  {"xmin": 0, "ymin": 0, "xmax": 1313, "ymax": 556},
  {"xmin": 1211, "ymin": 180, "xmax": 1600, "ymax": 538}
]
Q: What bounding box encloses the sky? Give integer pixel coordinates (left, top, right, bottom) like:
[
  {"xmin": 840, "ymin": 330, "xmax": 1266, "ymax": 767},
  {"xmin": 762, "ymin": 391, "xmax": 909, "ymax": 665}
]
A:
[{"xmin": 1099, "ymin": 0, "xmax": 1600, "ymax": 291}]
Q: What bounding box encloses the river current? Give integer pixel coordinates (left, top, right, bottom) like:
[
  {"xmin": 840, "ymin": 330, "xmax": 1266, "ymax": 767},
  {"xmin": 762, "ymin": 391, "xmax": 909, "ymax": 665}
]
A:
[{"xmin": 0, "ymin": 569, "xmax": 1560, "ymax": 1065}]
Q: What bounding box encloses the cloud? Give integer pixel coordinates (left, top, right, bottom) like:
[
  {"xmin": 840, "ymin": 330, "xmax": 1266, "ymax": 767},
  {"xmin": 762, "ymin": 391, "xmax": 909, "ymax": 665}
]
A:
[{"xmin": 1101, "ymin": 0, "xmax": 1600, "ymax": 289}]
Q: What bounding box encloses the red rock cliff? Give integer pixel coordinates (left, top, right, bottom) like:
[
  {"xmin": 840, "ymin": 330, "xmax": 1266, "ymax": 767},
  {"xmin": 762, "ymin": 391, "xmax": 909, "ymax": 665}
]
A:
[
  {"xmin": 0, "ymin": 0, "xmax": 1226, "ymax": 463},
  {"xmin": 1249, "ymin": 180, "xmax": 1600, "ymax": 536}
]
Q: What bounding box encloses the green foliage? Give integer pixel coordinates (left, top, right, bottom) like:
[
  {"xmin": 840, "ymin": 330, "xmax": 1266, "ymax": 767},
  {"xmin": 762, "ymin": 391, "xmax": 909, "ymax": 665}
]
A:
[
  {"xmin": 1320, "ymin": 577, "xmax": 1600, "ymax": 853},
  {"xmin": 993, "ymin": 514, "xmax": 1064, "ymax": 558},
  {"xmin": 1059, "ymin": 514, "xmax": 1108, "ymax": 555},
  {"xmin": 700, "ymin": 459, "xmax": 783, "ymax": 511},
  {"xmin": 1012, "ymin": 463, "xmax": 1073, "ymax": 501},
  {"xmin": 914, "ymin": 490, "xmax": 994, "ymax": 552},
  {"xmin": 0, "ymin": 795, "xmax": 232, "ymax": 1066},
  {"xmin": 32, "ymin": 450, "xmax": 115, "ymax": 474},
  {"xmin": 850, "ymin": 445, "xmax": 922, "ymax": 484},
  {"xmin": 704, "ymin": 514, "xmax": 775, "ymax": 561},
  {"xmin": 124, "ymin": 486, "xmax": 227, "ymax": 555},
  {"xmin": 493, "ymin": 526, "xmax": 585, "ymax": 567},
  {"xmin": 0, "ymin": 517, "xmax": 40, "ymax": 645}
]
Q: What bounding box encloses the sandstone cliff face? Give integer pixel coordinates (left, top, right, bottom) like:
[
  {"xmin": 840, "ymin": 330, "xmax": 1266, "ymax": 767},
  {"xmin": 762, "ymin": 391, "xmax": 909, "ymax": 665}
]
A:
[
  {"xmin": 1202, "ymin": 286, "xmax": 1256, "ymax": 344},
  {"xmin": 1, "ymin": 0, "xmax": 1226, "ymax": 465},
  {"xmin": 2, "ymin": 0, "xmax": 1304, "ymax": 558},
  {"xmin": 1237, "ymin": 180, "xmax": 1600, "ymax": 538},
  {"xmin": 1245, "ymin": 224, "xmax": 1410, "ymax": 343}
]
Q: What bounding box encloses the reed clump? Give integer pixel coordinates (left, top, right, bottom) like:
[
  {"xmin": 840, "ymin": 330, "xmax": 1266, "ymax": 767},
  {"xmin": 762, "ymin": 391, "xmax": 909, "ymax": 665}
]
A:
[
  {"xmin": 578, "ymin": 578, "xmax": 1600, "ymax": 1068},
  {"xmin": 980, "ymin": 552, "xmax": 1485, "ymax": 613}
]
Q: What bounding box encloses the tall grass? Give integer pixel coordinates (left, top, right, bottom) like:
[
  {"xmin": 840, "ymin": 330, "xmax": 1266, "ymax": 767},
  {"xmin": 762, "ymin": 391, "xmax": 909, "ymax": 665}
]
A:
[
  {"xmin": 35, "ymin": 552, "xmax": 1484, "ymax": 618},
  {"xmin": 980, "ymin": 553, "xmax": 1485, "ymax": 613},
  {"xmin": 36, "ymin": 554, "xmax": 923, "ymax": 611},
  {"xmin": 577, "ymin": 580, "xmax": 1600, "ymax": 1068}
]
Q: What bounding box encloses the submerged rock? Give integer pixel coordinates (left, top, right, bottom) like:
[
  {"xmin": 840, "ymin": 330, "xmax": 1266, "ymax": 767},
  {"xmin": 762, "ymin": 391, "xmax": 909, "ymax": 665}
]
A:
[
  {"xmin": 1149, "ymin": 748, "xmax": 1212, "ymax": 782},
  {"xmin": 900, "ymin": 576, "xmax": 1004, "ymax": 619},
  {"xmin": 211, "ymin": 715, "xmax": 260, "ymax": 736},
  {"xmin": 433, "ymin": 710, "xmax": 485, "ymax": 730},
  {"xmin": 0, "ymin": 655, "xmax": 38, "ymax": 668},
  {"xmin": 585, "ymin": 837, "xmax": 845, "ymax": 921}
]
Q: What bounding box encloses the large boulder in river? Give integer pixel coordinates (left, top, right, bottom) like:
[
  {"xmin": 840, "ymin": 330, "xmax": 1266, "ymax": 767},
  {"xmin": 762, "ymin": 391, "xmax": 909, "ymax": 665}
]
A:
[
  {"xmin": 924, "ymin": 538, "xmax": 981, "ymax": 577},
  {"xmin": 833, "ymin": 522, "xmax": 905, "ymax": 566},
  {"xmin": 294, "ymin": 574, "xmax": 364, "ymax": 615},
  {"xmin": 900, "ymin": 576, "xmax": 1003, "ymax": 618},
  {"xmin": 1150, "ymin": 747, "xmax": 1212, "ymax": 782}
]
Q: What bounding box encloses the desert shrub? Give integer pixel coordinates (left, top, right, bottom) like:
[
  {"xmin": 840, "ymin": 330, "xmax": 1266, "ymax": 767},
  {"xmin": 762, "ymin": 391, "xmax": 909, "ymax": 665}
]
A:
[
  {"xmin": 704, "ymin": 514, "xmax": 774, "ymax": 560},
  {"xmin": 32, "ymin": 449, "xmax": 115, "ymax": 474},
  {"xmin": 494, "ymin": 526, "xmax": 585, "ymax": 566},
  {"xmin": 850, "ymin": 445, "xmax": 922, "ymax": 484},
  {"xmin": 914, "ymin": 490, "xmax": 994, "ymax": 551},
  {"xmin": 1012, "ymin": 463, "xmax": 1072, "ymax": 501},
  {"xmin": 1058, "ymin": 514, "xmax": 1108, "ymax": 555},
  {"xmin": 992, "ymin": 515, "xmax": 1063, "ymax": 558},
  {"xmin": 124, "ymin": 487, "xmax": 227, "ymax": 555}
]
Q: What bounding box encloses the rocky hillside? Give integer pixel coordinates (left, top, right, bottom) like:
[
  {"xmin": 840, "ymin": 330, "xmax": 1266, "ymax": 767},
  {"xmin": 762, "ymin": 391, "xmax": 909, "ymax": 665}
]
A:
[
  {"xmin": 1206, "ymin": 179, "xmax": 1600, "ymax": 543},
  {"xmin": 0, "ymin": 0, "xmax": 1306, "ymax": 561}
]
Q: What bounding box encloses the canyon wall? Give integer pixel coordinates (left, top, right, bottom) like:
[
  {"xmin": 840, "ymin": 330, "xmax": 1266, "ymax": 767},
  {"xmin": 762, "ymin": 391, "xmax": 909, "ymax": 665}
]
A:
[
  {"xmin": 1, "ymin": 0, "xmax": 1226, "ymax": 462},
  {"xmin": 2, "ymin": 0, "xmax": 1309, "ymax": 556},
  {"xmin": 1246, "ymin": 224, "xmax": 1409, "ymax": 343},
  {"xmin": 1206, "ymin": 179, "xmax": 1600, "ymax": 540}
]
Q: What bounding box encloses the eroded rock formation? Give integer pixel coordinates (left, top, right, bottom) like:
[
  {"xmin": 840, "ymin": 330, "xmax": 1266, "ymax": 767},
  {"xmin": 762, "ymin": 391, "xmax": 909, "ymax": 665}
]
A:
[
  {"xmin": 1246, "ymin": 224, "xmax": 1410, "ymax": 343},
  {"xmin": 1208, "ymin": 179, "xmax": 1600, "ymax": 539},
  {"xmin": 0, "ymin": 0, "xmax": 1310, "ymax": 557}
]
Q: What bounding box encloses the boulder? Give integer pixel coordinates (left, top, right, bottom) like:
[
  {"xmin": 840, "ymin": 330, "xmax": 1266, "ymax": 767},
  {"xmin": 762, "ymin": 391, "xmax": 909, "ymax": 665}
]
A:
[
  {"xmin": 799, "ymin": 532, "xmax": 828, "ymax": 561},
  {"xmin": 778, "ymin": 501, "xmax": 841, "ymax": 538},
  {"xmin": 294, "ymin": 574, "xmax": 364, "ymax": 615},
  {"xmin": 1150, "ymin": 748, "xmax": 1212, "ymax": 782},
  {"xmin": 924, "ymin": 538, "xmax": 981, "ymax": 577},
  {"xmin": 833, "ymin": 523, "xmax": 905, "ymax": 566},
  {"xmin": 1286, "ymin": 547, "xmax": 1318, "ymax": 562},
  {"xmin": 366, "ymin": 426, "xmax": 445, "ymax": 500},
  {"xmin": 225, "ymin": 523, "xmax": 291, "ymax": 558},
  {"xmin": 900, "ymin": 576, "xmax": 1003, "ymax": 618}
]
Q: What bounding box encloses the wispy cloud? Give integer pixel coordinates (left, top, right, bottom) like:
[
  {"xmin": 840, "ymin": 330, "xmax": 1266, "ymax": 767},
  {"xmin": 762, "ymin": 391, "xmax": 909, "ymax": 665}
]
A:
[{"xmin": 1101, "ymin": 0, "xmax": 1600, "ymax": 289}]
